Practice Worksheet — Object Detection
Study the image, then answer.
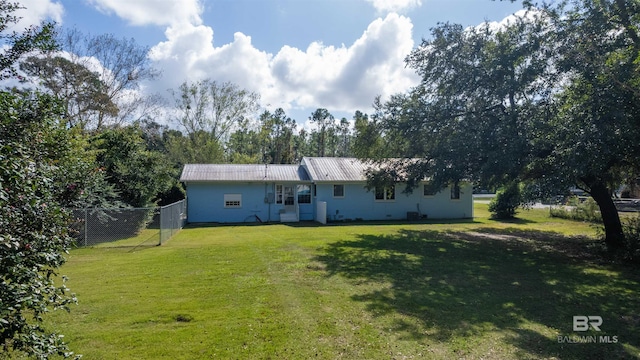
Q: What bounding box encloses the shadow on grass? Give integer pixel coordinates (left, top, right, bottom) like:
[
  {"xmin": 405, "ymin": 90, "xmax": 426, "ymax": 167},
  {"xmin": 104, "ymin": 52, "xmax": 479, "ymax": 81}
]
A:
[
  {"xmin": 185, "ymin": 218, "xmax": 482, "ymax": 229},
  {"xmin": 284, "ymin": 218, "xmax": 481, "ymax": 228},
  {"xmin": 315, "ymin": 228, "xmax": 640, "ymax": 359},
  {"xmin": 487, "ymin": 217, "xmax": 537, "ymax": 224}
]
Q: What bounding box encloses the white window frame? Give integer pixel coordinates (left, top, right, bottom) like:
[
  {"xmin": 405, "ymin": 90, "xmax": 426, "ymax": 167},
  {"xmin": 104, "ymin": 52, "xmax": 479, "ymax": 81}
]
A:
[
  {"xmin": 224, "ymin": 194, "xmax": 242, "ymax": 208},
  {"xmin": 297, "ymin": 184, "xmax": 311, "ymax": 204},
  {"xmin": 333, "ymin": 184, "xmax": 345, "ymax": 198}
]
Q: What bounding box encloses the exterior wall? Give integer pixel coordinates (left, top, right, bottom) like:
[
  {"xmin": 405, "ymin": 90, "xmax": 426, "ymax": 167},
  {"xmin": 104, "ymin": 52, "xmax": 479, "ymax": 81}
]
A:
[
  {"xmin": 186, "ymin": 182, "xmax": 271, "ymax": 223},
  {"xmin": 185, "ymin": 182, "xmax": 314, "ymax": 223},
  {"xmin": 186, "ymin": 180, "xmax": 473, "ymax": 223},
  {"xmin": 314, "ymin": 182, "xmax": 473, "ymax": 221}
]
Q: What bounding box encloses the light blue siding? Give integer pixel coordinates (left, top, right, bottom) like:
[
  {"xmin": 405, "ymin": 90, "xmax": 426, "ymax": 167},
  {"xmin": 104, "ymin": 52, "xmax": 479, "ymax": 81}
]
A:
[
  {"xmin": 186, "ymin": 182, "xmax": 269, "ymax": 223},
  {"xmin": 314, "ymin": 182, "xmax": 473, "ymax": 221},
  {"xmin": 187, "ymin": 181, "xmax": 473, "ymax": 223},
  {"xmin": 186, "ymin": 182, "xmax": 315, "ymax": 223}
]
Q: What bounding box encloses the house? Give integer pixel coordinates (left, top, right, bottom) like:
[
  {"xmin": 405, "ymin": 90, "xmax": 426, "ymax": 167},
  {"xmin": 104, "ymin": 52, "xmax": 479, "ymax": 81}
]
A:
[{"xmin": 179, "ymin": 157, "xmax": 473, "ymax": 223}]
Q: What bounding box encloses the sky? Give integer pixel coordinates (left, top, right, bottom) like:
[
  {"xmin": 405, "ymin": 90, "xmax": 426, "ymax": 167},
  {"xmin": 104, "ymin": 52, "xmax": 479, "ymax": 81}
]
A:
[{"xmin": 13, "ymin": 0, "xmax": 525, "ymax": 126}]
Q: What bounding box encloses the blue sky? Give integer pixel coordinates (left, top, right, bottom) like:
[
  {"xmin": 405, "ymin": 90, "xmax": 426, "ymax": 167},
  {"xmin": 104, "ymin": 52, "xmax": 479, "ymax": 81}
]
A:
[{"xmin": 15, "ymin": 0, "xmax": 525, "ymax": 126}]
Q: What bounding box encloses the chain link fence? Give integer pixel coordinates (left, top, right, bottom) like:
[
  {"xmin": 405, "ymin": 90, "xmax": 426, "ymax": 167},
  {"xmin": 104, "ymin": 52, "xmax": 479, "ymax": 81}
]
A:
[
  {"xmin": 70, "ymin": 199, "xmax": 187, "ymax": 247},
  {"xmin": 160, "ymin": 199, "xmax": 187, "ymax": 244}
]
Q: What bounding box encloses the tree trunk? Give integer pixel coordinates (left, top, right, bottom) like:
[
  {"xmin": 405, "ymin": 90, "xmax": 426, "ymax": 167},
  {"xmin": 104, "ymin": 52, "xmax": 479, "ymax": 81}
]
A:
[{"xmin": 589, "ymin": 181, "xmax": 625, "ymax": 251}]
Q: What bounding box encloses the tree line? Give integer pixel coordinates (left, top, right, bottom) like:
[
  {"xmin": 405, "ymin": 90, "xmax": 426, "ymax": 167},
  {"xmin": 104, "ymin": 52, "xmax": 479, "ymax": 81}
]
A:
[{"xmin": 13, "ymin": 24, "xmax": 383, "ymax": 211}]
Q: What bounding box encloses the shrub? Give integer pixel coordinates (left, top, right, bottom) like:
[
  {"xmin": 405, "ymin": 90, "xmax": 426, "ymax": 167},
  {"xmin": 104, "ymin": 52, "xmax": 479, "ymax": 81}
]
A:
[
  {"xmin": 489, "ymin": 182, "xmax": 522, "ymax": 219},
  {"xmin": 1, "ymin": 92, "xmax": 79, "ymax": 358},
  {"xmin": 621, "ymin": 215, "xmax": 640, "ymax": 263},
  {"xmin": 550, "ymin": 197, "xmax": 602, "ymax": 223}
]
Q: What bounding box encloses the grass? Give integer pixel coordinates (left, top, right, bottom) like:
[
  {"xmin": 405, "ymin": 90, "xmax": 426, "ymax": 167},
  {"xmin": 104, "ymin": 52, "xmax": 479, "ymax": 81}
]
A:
[{"xmin": 40, "ymin": 203, "xmax": 640, "ymax": 359}]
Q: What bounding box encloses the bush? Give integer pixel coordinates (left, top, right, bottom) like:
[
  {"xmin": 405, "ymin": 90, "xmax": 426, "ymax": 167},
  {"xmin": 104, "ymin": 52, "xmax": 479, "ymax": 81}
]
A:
[
  {"xmin": 621, "ymin": 215, "xmax": 640, "ymax": 263},
  {"xmin": 550, "ymin": 197, "xmax": 602, "ymax": 223},
  {"xmin": 489, "ymin": 182, "xmax": 522, "ymax": 219},
  {"xmin": 1, "ymin": 92, "xmax": 79, "ymax": 358}
]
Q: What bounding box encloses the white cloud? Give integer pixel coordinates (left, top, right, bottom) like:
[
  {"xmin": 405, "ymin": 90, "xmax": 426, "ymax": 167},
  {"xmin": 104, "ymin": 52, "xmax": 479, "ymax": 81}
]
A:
[
  {"xmin": 149, "ymin": 23, "xmax": 274, "ymax": 101},
  {"xmin": 365, "ymin": 0, "xmax": 422, "ymax": 13},
  {"xmin": 149, "ymin": 13, "xmax": 419, "ymax": 117},
  {"xmin": 14, "ymin": 0, "xmax": 64, "ymax": 30},
  {"xmin": 86, "ymin": 0, "xmax": 203, "ymax": 26},
  {"xmin": 481, "ymin": 9, "xmax": 546, "ymax": 33}
]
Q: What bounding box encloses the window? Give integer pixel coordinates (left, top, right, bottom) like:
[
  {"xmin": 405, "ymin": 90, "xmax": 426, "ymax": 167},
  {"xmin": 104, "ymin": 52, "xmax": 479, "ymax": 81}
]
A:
[
  {"xmin": 333, "ymin": 184, "xmax": 344, "ymax": 198},
  {"xmin": 297, "ymin": 184, "xmax": 311, "ymax": 204},
  {"xmin": 451, "ymin": 183, "xmax": 460, "ymax": 200},
  {"xmin": 224, "ymin": 194, "xmax": 242, "ymax": 208},
  {"xmin": 276, "ymin": 184, "xmax": 295, "ymax": 205},
  {"xmin": 375, "ymin": 185, "xmax": 395, "ymax": 201},
  {"xmin": 423, "ymin": 184, "xmax": 436, "ymax": 197}
]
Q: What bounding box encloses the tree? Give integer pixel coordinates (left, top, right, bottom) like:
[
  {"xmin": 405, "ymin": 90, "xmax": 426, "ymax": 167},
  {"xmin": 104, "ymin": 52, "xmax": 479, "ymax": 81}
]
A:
[
  {"xmin": 336, "ymin": 117, "xmax": 353, "ymax": 157},
  {"xmin": 227, "ymin": 118, "xmax": 262, "ymax": 164},
  {"xmin": 21, "ymin": 28, "xmax": 161, "ymax": 130},
  {"xmin": 173, "ymin": 79, "xmax": 260, "ymax": 142},
  {"xmin": 0, "ymin": 91, "xmax": 79, "ymax": 358},
  {"xmin": 21, "ymin": 55, "xmax": 118, "ymax": 129},
  {"xmin": 163, "ymin": 129, "xmax": 225, "ymax": 165},
  {"xmin": 53, "ymin": 128, "xmax": 125, "ymax": 209},
  {"xmin": 352, "ymin": 109, "xmax": 385, "ymax": 158},
  {"xmin": 0, "ymin": 2, "xmax": 79, "ymax": 357},
  {"xmin": 259, "ymin": 108, "xmax": 297, "ymax": 164},
  {"xmin": 90, "ymin": 125, "xmax": 175, "ymax": 208},
  {"xmin": 376, "ymin": 1, "xmax": 640, "ymax": 252},
  {"xmin": 308, "ymin": 108, "xmax": 335, "ymax": 157},
  {"xmin": 0, "ymin": 1, "xmax": 56, "ymax": 79},
  {"xmin": 543, "ymin": 0, "xmax": 640, "ymax": 251},
  {"xmin": 62, "ymin": 28, "xmax": 162, "ymax": 128},
  {"xmin": 292, "ymin": 128, "xmax": 311, "ymax": 161}
]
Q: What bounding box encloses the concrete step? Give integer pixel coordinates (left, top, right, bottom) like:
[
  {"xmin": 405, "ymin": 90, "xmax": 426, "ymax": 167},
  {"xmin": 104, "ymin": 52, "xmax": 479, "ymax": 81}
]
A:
[{"xmin": 280, "ymin": 213, "xmax": 299, "ymax": 222}]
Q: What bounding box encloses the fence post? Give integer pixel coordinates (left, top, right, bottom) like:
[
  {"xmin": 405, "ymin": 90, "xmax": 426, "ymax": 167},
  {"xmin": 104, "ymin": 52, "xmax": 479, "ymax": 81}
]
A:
[
  {"xmin": 171, "ymin": 206, "xmax": 175, "ymax": 238},
  {"xmin": 83, "ymin": 208, "xmax": 88, "ymax": 246},
  {"xmin": 159, "ymin": 207, "xmax": 163, "ymax": 246}
]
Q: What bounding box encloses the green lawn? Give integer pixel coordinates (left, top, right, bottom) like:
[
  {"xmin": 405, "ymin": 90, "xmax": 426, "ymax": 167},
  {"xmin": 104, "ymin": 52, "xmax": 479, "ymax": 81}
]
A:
[{"xmin": 43, "ymin": 203, "xmax": 640, "ymax": 359}]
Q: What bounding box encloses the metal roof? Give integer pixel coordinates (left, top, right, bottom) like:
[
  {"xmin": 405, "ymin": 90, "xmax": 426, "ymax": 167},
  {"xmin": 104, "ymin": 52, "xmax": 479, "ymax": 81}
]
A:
[
  {"xmin": 180, "ymin": 164, "xmax": 311, "ymax": 182},
  {"xmin": 301, "ymin": 157, "xmax": 374, "ymax": 182}
]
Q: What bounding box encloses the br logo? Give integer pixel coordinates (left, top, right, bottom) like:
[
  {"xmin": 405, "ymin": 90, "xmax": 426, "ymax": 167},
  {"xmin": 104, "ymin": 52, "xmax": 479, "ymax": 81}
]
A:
[{"xmin": 573, "ymin": 316, "xmax": 602, "ymax": 331}]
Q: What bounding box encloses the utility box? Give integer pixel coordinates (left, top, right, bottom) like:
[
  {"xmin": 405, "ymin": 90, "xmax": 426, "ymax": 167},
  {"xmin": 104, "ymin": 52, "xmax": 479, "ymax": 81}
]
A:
[
  {"xmin": 316, "ymin": 201, "xmax": 327, "ymax": 224},
  {"xmin": 407, "ymin": 211, "xmax": 420, "ymax": 221}
]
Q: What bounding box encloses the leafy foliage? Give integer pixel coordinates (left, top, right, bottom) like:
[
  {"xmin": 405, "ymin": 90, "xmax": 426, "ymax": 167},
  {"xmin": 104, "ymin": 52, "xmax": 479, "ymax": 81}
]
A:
[
  {"xmin": 259, "ymin": 108, "xmax": 297, "ymax": 164},
  {"xmin": 621, "ymin": 214, "xmax": 640, "ymax": 263},
  {"xmin": 173, "ymin": 79, "xmax": 260, "ymax": 142},
  {"xmin": 21, "ymin": 55, "xmax": 118, "ymax": 129},
  {"xmin": 0, "ymin": 1, "xmax": 57, "ymax": 79},
  {"xmin": 0, "ymin": 3, "xmax": 81, "ymax": 357},
  {"xmin": 550, "ymin": 197, "xmax": 603, "ymax": 223},
  {"xmin": 90, "ymin": 125, "xmax": 175, "ymax": 208},
  {"xmin": 0, "ymin": 91, "xmax": 78, "ymax": 358},
  {"xmin": 488, "ymin": 182, "xmax": 522, "ymax": 219},
  {"xmin": 373, "ymin": 0, "xmax": 640, "ymax": 252}
]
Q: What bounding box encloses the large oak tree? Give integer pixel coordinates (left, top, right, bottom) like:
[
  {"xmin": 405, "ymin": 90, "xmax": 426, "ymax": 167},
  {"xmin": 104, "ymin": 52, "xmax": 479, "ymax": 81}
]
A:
[{"xmin": 373, "ymin": 0, "xmax": 640, "ymax": 252}]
